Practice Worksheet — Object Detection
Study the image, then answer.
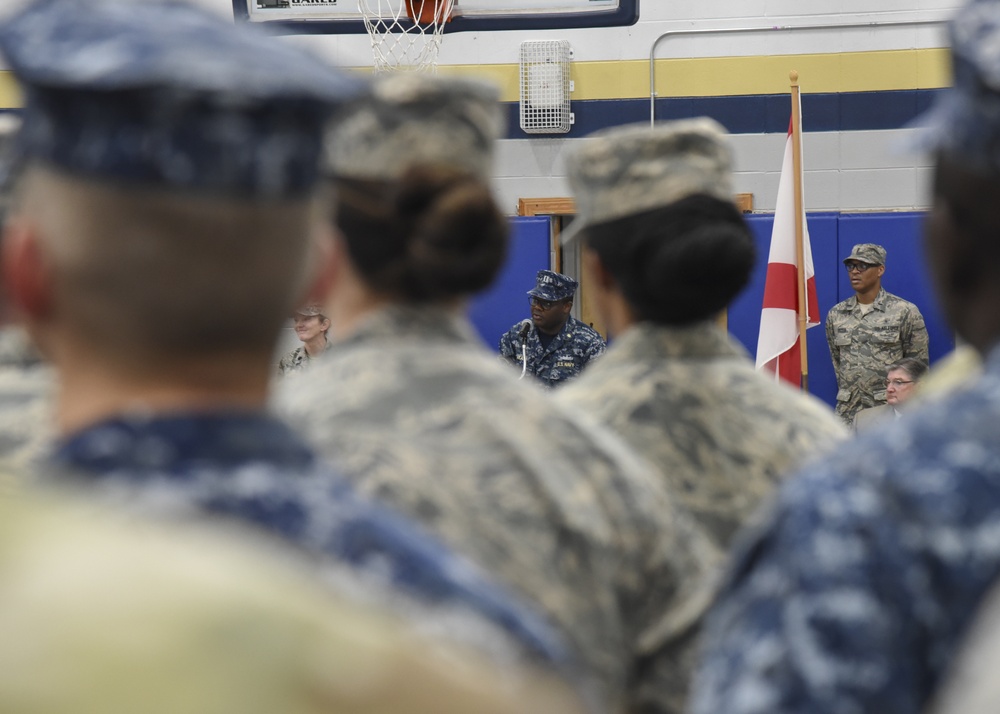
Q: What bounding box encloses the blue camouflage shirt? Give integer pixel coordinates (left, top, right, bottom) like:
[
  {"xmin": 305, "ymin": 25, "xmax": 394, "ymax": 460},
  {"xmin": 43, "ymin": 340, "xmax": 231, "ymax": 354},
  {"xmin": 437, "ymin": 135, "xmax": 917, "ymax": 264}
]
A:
[
  {"xmin": 691, "ymin": 345, "xmax": 1000, "ymax": 714},
  {"xmin": 48, "ymin": 411, "xmax": 571, "ymax": 670},
  {"xmin": 499, "ymin": 317, "xmax": 605, "ymax": 388}
]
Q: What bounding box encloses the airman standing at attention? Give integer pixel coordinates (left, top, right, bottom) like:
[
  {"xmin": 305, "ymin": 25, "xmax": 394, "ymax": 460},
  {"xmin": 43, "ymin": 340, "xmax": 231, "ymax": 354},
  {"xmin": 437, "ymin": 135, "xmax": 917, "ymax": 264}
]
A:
[{"xmin": 826, "ymin": 242, "xmax": 929, "ymax": 424}]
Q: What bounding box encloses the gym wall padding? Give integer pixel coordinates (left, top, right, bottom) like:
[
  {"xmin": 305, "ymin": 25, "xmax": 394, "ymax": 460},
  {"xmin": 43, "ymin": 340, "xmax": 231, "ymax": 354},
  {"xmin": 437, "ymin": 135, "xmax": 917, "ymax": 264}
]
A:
[
  {"xmin": 473, "ymin": 213, "xmax": 954, "ymax": 411},
  {"xmin": 728, "ymin": 211, "xmax": 955, "ymax": 409},
  {"xmin": 469, "ymin": 216, "xmax": 551, "ymax": 352}
]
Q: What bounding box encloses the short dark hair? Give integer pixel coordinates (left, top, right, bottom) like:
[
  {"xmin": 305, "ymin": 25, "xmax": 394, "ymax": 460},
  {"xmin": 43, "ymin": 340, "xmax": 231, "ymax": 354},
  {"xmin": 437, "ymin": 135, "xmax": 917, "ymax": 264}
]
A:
[
  {"xmin": 887, "ymin": 357, "xmax": 929, "ymax": 382},
  {"xmin": 20, "ymin": 165, "xmax": 318, "ymax": 360},
  {"xmin": 331, "ymin": 164, "xmax": 508, "ymax": 303},
  {"xmin": 581, "ymin": 194, "xmax": 755, "ymax": 325}
]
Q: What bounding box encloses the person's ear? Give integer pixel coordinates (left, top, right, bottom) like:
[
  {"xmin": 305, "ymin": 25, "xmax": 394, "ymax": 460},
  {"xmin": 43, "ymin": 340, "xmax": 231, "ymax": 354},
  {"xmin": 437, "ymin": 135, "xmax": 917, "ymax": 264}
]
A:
[
  {"xmin": 583, "ymin": 246, "xmax": 616, "ymax": 290},
  {"xmin": 297, "ymin": 220, "xmax": 338, "ymax": 312},
  {"xmin": 877, "ymin": 264, "xmax": 885, "ymax": 279},
  {"xmin": 2, "ymin": 217, "xmax": 53, "ymax": 322}
]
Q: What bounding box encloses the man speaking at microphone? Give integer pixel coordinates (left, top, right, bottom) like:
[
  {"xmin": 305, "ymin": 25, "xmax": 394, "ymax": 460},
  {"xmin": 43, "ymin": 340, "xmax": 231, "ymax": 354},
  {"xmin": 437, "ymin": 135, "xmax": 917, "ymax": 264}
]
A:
[{"xmin": 499, "ymin": 270, "xmax": 606, "ymax": 388}]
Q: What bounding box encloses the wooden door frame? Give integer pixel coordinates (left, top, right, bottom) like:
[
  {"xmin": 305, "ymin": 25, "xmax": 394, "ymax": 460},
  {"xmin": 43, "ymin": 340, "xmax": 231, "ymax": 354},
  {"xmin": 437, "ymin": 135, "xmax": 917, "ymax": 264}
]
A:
[{"xmin": 515, "ymin": 194, "xmax": 756, "ymax": 334}]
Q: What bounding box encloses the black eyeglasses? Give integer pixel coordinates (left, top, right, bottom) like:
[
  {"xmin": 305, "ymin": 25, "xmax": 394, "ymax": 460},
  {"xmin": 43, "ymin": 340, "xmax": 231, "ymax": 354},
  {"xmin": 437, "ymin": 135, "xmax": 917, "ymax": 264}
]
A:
[
  {"xmin": 885, "ymin": 378, "xmax": 914, "ymax": 387},
  {"xmin": 845, "ymin": 262, "xmax": 876, "ymax": 273},
  {"xmin": 529, "ymin": 297, "xmax": 564, "ymax": 310}
]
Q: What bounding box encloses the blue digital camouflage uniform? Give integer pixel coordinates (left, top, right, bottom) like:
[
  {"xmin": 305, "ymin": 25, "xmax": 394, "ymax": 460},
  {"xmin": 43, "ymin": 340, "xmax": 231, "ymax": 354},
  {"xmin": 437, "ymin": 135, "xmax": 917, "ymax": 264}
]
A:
[
  {"xmin": 689, "ymin": 345, "xmax": 1000, "ymax": 714},
  {"xmin": 557, "ymin": 322, "xmax": 846, "ymax": 549},
  {"xmin": 49, "ymin": 411, "xmax": 572, "ymax": 671},
  {"xmin": 499, "ymin": 316, "xmax": 606, "ymax": 388},
  {"xmin": 275, "ymin": 305, "xmax": 721, "ymax": 714}
]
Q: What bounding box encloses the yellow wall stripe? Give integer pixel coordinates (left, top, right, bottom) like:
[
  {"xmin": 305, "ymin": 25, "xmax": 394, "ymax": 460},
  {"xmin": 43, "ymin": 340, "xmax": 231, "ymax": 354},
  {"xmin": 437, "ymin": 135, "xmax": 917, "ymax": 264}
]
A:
[
  {"xmin": 439, "ymin": 48, "xmax": 952, "ymax": 102},
  {"xmin": 0, "ymin": 48, "xmax": 951, "ymax": 108}
]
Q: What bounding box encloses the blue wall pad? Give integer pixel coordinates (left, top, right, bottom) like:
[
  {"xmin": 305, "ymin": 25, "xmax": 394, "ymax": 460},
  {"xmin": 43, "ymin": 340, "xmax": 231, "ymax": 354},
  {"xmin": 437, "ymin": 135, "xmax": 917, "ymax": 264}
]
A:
[
  {"xmin": 472, "ymin": 213, "xmax": 953, "ymax": 411},
  {"xmin": 469, "ymin": 216, "xmax": 551, "ymax": 351},
  {"xmin": 729, "ymin": 211, "xmax": 955, "ymax": 408}
]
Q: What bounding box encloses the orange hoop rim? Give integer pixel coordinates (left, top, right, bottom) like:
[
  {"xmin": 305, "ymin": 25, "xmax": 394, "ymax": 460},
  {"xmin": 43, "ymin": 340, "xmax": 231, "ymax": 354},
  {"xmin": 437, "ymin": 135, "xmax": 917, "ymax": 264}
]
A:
[{"xmin": 404, "ymin": 0, "xmax": 455, "ymax": 25}]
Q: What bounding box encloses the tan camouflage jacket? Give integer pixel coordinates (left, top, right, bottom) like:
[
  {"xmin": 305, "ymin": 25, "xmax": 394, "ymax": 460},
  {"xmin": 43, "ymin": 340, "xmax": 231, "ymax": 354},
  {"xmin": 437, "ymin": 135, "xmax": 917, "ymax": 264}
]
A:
[
  {"xmin": 557, "ymin": 321, "xmax": 847, "ymax": 550},
  {"xmin": 274, "ymin": 305, "xmax": 722, "ymax": 714},
  {"xmin": 825, "ymin": 288, "xmax": 929, "ymax": 424},
  {"xmin": 0, "ymin": 492, "xmax": 583, "ymax": 714}
]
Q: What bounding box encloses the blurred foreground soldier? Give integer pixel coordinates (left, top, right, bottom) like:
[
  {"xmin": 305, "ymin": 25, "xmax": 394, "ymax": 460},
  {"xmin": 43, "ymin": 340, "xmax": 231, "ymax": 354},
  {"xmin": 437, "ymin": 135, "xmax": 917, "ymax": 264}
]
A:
[
  {"xmin": 0, "ymin": 491, "xmax": 582, "ymax": 714},
  {"xmin": 690, "ymin": 4, "xmax": 1000, "ymax": 714},
  {"xmin": 0, "ymin": 114, "xmax": 53, "ymax": 482},
  {"xmin": 556, "ymin": 118, "xmax": 846, "ymax": 551},
  {"xmin": 926, "ymin": 580, "xmax": 1000, "ymax": 714},
  {"xmin": 277, "ymin": 304, "xmax": 332, "ymax": 377},
  {"xmin": 853, "ymin": 356, "xmax": 928, "ymax": 431},
  {"xmin": 826, "ymin": 242, "xmax": 929, "ymax": 424},
  {"xmin": 275, "ymin": 73, "xmax": 721, "ymax": 714},
  {"xmin": 0, "ymin": 0, "xmax": 573, "ymax": 673},
  {"xmin": 498, "ymin": 270, "xmax": 605, "ymax": 388}
]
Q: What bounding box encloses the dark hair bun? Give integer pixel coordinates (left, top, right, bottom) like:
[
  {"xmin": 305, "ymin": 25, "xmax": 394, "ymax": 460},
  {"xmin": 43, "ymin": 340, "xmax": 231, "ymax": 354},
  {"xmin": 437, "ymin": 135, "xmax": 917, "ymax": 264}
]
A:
[
  {"xmin": 392, "ymin": 166, "xmax": 508, "ymax": 301},
  {"xmin": 586, "ymin": 194, "xmax": 756, "ymax": 325},
  {"xmin": 335, "ymin": 165, "xmax": 508, "ymax": 302}
]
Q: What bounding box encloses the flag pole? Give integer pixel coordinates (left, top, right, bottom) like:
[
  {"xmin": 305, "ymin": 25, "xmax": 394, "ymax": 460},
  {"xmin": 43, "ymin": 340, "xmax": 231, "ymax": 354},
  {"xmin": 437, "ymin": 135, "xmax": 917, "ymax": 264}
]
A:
[{"xmin": 789, "ymin": 70, "xmax": 809, "ymax": 392}]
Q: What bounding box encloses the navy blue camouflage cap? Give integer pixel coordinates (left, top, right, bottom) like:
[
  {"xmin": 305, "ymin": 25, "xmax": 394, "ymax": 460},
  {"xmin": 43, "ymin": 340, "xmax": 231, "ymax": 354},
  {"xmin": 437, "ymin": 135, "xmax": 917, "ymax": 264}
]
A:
[
  {"xmin": 324, "ymin": 73, "xmax": 504, "ymax": 180},
  {"xmin": 907, "ymin": 0, "xmax": 1000, "ymax": 175},
  {"xmin": 0, "ymin": 0, "xmax": 366, "ymax": 198},
  {"xmin": 527, "ymin": 270, "xmax": 578, "ymax": 302}
]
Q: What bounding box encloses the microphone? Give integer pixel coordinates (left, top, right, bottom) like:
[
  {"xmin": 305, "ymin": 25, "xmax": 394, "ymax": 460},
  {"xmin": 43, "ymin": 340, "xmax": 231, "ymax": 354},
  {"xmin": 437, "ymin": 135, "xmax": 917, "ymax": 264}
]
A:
[
  {"xmin": 517, "ymin": 319, "xmax": 531, "ymax": 380},
  {"xmin": 518, "ymin": 319, "xmax": 532, "ymax": 343}
]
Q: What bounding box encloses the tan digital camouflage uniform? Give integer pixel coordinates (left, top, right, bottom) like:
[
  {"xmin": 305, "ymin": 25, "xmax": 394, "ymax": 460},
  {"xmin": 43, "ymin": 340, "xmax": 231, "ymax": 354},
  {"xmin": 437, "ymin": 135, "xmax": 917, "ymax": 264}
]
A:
[
  {"xmin": 275, "ymin": 305, "xmax": 722, "ymax": 714},
  {"xmin": 0, "ymin": 490, "xmax": 583, "ymax": 714},
  {"xmin": 825, "ymin": 287, "xmax": 929, "ymax": 424},
  {"xmin": 557, "ymin": 322, "xmax": 847, "ymax": 549},
  {"xmin": 0, "ymin": 328, "xmax": 54, "ymax": 489}
]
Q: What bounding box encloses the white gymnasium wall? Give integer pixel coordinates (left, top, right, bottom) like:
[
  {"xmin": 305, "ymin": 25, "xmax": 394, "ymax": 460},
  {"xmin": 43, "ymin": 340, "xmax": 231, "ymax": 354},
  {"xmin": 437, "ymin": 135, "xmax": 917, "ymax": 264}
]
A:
[{"xmin": 2, "ymin": 0, "xmax": 965, "ymax": 213}]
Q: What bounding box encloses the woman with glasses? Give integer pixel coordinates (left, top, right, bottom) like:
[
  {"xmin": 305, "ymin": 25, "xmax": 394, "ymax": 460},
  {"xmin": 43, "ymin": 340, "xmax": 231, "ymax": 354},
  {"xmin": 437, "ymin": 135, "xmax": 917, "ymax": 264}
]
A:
[{"xmin": 274, "ymin": 74, "xmax": 721, "ymax": 714}]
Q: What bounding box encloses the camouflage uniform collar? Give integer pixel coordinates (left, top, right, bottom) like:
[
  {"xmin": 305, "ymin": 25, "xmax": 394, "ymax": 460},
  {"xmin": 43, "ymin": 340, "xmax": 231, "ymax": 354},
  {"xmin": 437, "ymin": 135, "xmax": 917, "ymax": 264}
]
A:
[
  {"xmin": 615, "ymin": 321, "xmax": 749, "ymax": 361},
  {"xmin": 847, "ymin": 287, "xmax": 889, "ymax": 312},
  {"xmin": 334, "ymin": 305, "xmax": 478, "ymax": 348}
]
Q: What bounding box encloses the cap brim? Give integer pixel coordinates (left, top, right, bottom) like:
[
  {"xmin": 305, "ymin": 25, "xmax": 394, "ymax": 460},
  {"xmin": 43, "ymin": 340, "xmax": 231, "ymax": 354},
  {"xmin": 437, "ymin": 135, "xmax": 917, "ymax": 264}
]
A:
[
  {"xmin": 900, "ymin": 89, "xmax": 965, "ymax": 153},
  {"xmin": 559, "ymin": 214, "xmax": 590, "ymax": 246}
]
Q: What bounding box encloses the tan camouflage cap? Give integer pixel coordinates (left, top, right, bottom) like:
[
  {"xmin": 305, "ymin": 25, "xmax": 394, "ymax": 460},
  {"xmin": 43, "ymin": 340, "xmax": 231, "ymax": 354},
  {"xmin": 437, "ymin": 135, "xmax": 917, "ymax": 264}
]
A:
[
  {"xmin": 843, "ymin": 243, "xmax": 887, "ymax": 266},
  {"xmin": 562, "ymin": 117, "xmax": 734, "ymax": 244},
  {"xmin": 295, "ymin": 304, "xmax": 324, "ymax": 318},
  {"xmin": 324, "ymin": 74, "xmax": 504, "ymax": 180}
]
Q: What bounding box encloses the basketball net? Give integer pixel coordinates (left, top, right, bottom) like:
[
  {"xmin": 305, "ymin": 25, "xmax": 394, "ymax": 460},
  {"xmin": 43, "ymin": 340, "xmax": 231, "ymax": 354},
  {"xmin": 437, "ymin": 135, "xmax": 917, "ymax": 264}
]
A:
[{"xmin": 360, "ymin": 0, "xmax": 456, "ymax": 73}]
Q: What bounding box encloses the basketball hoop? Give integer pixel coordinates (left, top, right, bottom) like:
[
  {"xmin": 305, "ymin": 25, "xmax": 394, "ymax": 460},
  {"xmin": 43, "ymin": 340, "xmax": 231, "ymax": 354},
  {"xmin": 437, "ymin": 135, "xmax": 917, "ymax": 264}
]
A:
[{"xmin": 360, "ymin": 0, "xmax": 456, "ymax": 74}]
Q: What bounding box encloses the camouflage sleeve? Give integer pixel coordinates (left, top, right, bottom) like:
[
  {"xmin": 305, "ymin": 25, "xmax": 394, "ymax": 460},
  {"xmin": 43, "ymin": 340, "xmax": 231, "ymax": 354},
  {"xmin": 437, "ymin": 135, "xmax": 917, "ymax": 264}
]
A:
[
  {"xmin": 498, "ymin": 329, "xmax": 517, "ymax": 364},
  {"xmin": 901, "ymin": 306, "xmax": 930, "ymax": 364},
  {"xmin": 690, "ymin": 472, "xmax": 919, "ymax": 714},
  {"xmin": 825, "ymin": 312, "xmax": 842, "ymax": 387},
  {"xmin": 584, "ymin": 333, "xmax": 606, "ymax": 364}
]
